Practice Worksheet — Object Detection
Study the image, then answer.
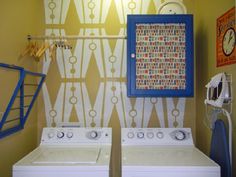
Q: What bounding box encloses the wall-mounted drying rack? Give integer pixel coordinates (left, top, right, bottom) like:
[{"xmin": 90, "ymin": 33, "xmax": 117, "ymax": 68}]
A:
[
  {"xmin": 0, "ymin": 63, "xmax": 46, "ymax": 139},
  {"xmin": 27, "ymin": 34, "xmax": 127, "ymax": 40}
]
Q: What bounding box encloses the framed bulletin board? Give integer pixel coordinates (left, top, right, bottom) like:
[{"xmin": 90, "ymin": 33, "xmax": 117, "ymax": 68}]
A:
[
  {"xmin": 127, "ymin": 15, "xmax": 194, "ymax": 97},
  {"xmin": 216, "ymin": 7, "xmax": 236, "ymax": 67}
]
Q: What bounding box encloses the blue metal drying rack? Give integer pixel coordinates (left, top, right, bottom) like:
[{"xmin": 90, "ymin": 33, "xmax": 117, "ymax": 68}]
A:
[{"xmin": 0, "ymin": 63, "xmax": 46, "ymax": 139}]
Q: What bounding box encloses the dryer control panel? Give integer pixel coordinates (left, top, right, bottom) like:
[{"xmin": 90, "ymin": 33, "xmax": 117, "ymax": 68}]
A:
[
  {"xmin": 122, "ymin": 128, "xmax": 194, "ymax": 146},
  {"xmin": 40, "ymin": 127, "xmax": 112, "ymax": 145}
]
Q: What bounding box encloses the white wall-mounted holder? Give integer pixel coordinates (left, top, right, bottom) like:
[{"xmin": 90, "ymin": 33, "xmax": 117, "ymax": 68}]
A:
[
  {"xmin": 204, "ymin": 73, "xmax": 233, "ymax": 166},
  {"xmin": 157, "ymin": 0, "xmax": 187, "ymax": 14},
  {"xmin": 205, "ymin": 73, "xmax": 232, "ymax": 110}
]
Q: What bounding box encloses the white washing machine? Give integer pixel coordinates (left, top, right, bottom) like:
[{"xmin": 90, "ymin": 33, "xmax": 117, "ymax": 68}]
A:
[
  {"xmin": 122, "ymin": 128, "xmax": 220, "ymax": 177},
  {"xmin": 13, "ymin": 127, "xmax": 112, "ymax": 177}
]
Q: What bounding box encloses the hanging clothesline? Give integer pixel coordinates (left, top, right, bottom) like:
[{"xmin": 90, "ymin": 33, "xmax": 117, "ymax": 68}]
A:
[
  {"xmin": 23, "ymin": 34, "xmax": 127, "ymax": 62},
  {"xmin": 27, "ymin": 34, "xmax": 127, "ymax": 40}
]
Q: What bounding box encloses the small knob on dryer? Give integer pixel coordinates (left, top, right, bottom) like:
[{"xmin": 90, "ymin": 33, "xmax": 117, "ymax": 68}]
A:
[
  {"xmin": 175, "ymin": 131, "xmax": 185, "ymax": 140},
  {"xmin": 90, "ymin": 131, "xmax": 98, "ymax": 139},
  {"xmin": 127, "ymin": 132, "xmax": 135, "ymax": 139},
  {"xmin": 147, "ymin": 132, "xmax": 154, "ymax": 139},
  {"xmin": 156, "ymin": 132, "xmax": 164, "ymax": 139},
  {"xmin": 57, "ymin": 131, "xmax": 65, "ymax": 138},
  {"xmin": 48, "ymin": 132, "xmax": 55, "ymax": 139},
  {"xmin": 66, "ymin": 132, "xmax": 73, "ymax": 138},
  {"xmin": 137, "ymin": 132, "xmax": 144, "ymax": 139}
]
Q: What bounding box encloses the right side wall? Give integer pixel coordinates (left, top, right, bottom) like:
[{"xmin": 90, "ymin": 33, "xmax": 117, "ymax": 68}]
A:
[{"xmin": 195, "ymin": 0, "xmax": 236, "ymax": 175}]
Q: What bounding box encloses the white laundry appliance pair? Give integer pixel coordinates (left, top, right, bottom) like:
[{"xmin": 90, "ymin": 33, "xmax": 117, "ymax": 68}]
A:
[
  {"xmin": 121, "ymin": 128, "xmax": 220, "ymax": 177},
  {"xmin": 13, "ymin": 127, "xmax": 220, "ymax": 177},
  {"xmin": 13, "ymin": 127, "xmax": 112, "ymax": 177}
]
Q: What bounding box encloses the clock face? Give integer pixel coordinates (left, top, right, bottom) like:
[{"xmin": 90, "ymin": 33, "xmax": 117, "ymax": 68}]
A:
[
  {"xmin": 158, "ymin": 2, "xmax": 187, "ymax": 14},
  {"xmin": 222, "ymin": 28, "xmax": 235, "ymax": 56}
]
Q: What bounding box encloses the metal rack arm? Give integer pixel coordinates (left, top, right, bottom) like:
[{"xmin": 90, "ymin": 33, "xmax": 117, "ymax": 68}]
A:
[{"xmin": 27, "ymin": 34, "xmax": 127, "ymax": 40}]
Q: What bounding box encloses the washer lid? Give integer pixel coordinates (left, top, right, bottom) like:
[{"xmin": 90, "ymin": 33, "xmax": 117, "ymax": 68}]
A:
[
  {"xmin": 122, "ymin": 146, "xmax": 219, "ymax": 167},
  {"xmin": 33, "ymin": 147, "xmax": 101, "ymax": 164}
]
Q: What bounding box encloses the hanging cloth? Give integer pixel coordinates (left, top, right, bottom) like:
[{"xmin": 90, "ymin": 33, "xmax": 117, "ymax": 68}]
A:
[{"xmin": 210, "ymin": 119, "xmax": 231, "ymax": 177}]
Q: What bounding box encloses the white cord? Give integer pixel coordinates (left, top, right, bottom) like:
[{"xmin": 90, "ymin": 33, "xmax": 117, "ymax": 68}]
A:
[{"xmin": 222, "ymin": 108, "xmax": 232, "ymax": 167}]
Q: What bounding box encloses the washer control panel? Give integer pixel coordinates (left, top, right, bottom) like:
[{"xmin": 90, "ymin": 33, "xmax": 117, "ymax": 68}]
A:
[
  {"xmin": 41, "ymin": 128, "xmax": 112, "ymax": 145},
  {"xmin": 122, "ymin": 128, "xmax": 193, "ymax": 146}
]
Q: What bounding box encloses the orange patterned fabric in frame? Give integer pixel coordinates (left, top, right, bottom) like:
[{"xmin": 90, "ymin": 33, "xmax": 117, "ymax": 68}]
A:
[
  {"xmin": 135, "ymin": 23, "xmax": 186, "ymax": 90},
  {"xmin": 216, "ymin": 7, "xmax": 236, "ymax": 67}
]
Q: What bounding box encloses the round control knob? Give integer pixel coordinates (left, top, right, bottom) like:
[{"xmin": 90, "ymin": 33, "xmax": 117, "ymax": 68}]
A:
[
  {"xmin": 175, "ymin": 131, "xmax": 185, "ymax": 140},
  {"xmin": 57, "ymin": 131, "xmax": 65, "ymax": 138},
  {"xmin": 127, "ymin": 132, "xmax": 135, "ymax": 139},
  {"xmin": 156, "ymin": 132, "xmax": 164, "ymax": 139},
  {"xmin": 137, "ymin": 132, "xmax": 144, "ymax": 139},
  {"xmin": 147, "ymin": 132, "xmax": 154, "ymax": 139},
  {"xmin": 48, "ymin": 132, "xmax": 55, "ymax": 139},
  {"xmin": 66, "ymin": 132, "xmax": 73, "ymax": 138},
  {"xmin": 90, "ymin": 131, "xmax": 98, "ymax": 139}
]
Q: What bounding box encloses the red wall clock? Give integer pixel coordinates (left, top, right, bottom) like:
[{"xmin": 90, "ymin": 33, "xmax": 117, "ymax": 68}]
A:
[{"xmin": 216, "ymin": 7, "xmax": 236, "ymax": 67}]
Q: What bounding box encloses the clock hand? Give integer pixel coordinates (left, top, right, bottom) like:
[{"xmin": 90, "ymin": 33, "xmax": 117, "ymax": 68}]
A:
[{"xmin": 228, "ymin": 35, "xmax": 232, "ymax": 44}]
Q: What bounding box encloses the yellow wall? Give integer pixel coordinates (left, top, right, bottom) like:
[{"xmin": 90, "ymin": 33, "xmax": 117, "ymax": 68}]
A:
[
  {"xmin": 0, "ymin": 1, "xmax": 44, "ymax": 177},
  {"xmin": 195, "ymin": 0, "xmax": 236, "ymax": 176},
  {"xmin": 3, "ymin": 1, "xmax": 235, "ymax": 177},
  {"xmin": 0, "ymin": 1, "xmax": 195, "ymax": 176}
]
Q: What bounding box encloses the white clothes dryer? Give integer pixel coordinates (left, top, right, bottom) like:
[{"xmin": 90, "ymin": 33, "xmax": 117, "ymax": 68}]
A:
[
  {"xmin": 13, "ymin": 127, "xmax": 112, "ymax": 177},
  {"xmin": 122, "ymin": 128, "xmax": 220, "ymax": 177}
]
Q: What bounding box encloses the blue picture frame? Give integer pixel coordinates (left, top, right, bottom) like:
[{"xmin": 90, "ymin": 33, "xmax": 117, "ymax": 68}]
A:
[{"xmin": 127, "ymin": 15, "xmax": 194, "ymax": 97}]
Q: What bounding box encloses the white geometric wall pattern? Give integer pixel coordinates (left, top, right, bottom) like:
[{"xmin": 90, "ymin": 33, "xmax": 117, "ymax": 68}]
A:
[
  {"xmin": 81, "ymin": 82, "xmax": 105, "ymax": 127},
  {"xmin": 43, "ymin": 80, "xmax": 186, "ymax": 128},
  {"xmin": 43, "ymin": 29, "xmax": 67, "ymax": 75},
  {"xmin": 42, "ymin": 83, "xmax": 66, "ymax": 127},
  {"xmin": 42, "ymin": 82, "xmax": 119, "ymax": 127},
  {"xmin": 44, "ymin": 0, "xmax": 161, "ymax": 25},
  {"xmin": 166, "ymin": 98, "xmax": 186, "ymax": 127},
  {"xmin": 54, "ymin": 27, "xmax": 107, "ymax": 79},
  {"xmin": 43, "ymin": 28, "xmax": 127, "ymax": 79},
  {"xmin": 145, "ymin": 98, "xmax": 165, "ymax": 127},
  {"xmin": 114, "ymin": 0, "xmax": 153, "ymax": 24},
  {"xmin": 74, "ymin": 0, "xmax": 112, "ymax": 24},
  {"xmin": 42, "ymin": 0, "xmax": 190, "ymax": 129},
  {"xmin": 63, "ymin": 82, "xmax": 85, "ymax": 125},
  {"xmin": 44, "ymin": 0, "xmax": 71, "ymax": 24},
  {"xmin": 43, "ymin": 82, "xmax": 86, "ymax": 127},
  {"xmin": 80, "ymin": 28, "xmax": 104, "ymax": 78},
  {"xmin": 120, "ymin": 83, "xmax": 152, "ymax": 128},
  {"xmin": 103, "ymin": 82, "xmax": 125, "ymax": 127},
  {"xmin": 101, "ymin": 28, "xmax": 127, "ymax": 78}
]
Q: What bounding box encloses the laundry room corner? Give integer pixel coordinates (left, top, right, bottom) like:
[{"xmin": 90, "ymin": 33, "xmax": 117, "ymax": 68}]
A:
[
  {"xmin": 0, "ymin": 0, "xmax": 235, "ymax": 177},
  {"xmin": 0, "ymin": 1, "xmax": 44, "ymax": 177},
  {"xmin": 195, "ymin": 0, "xmax": 236, "ymax": 176}
]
